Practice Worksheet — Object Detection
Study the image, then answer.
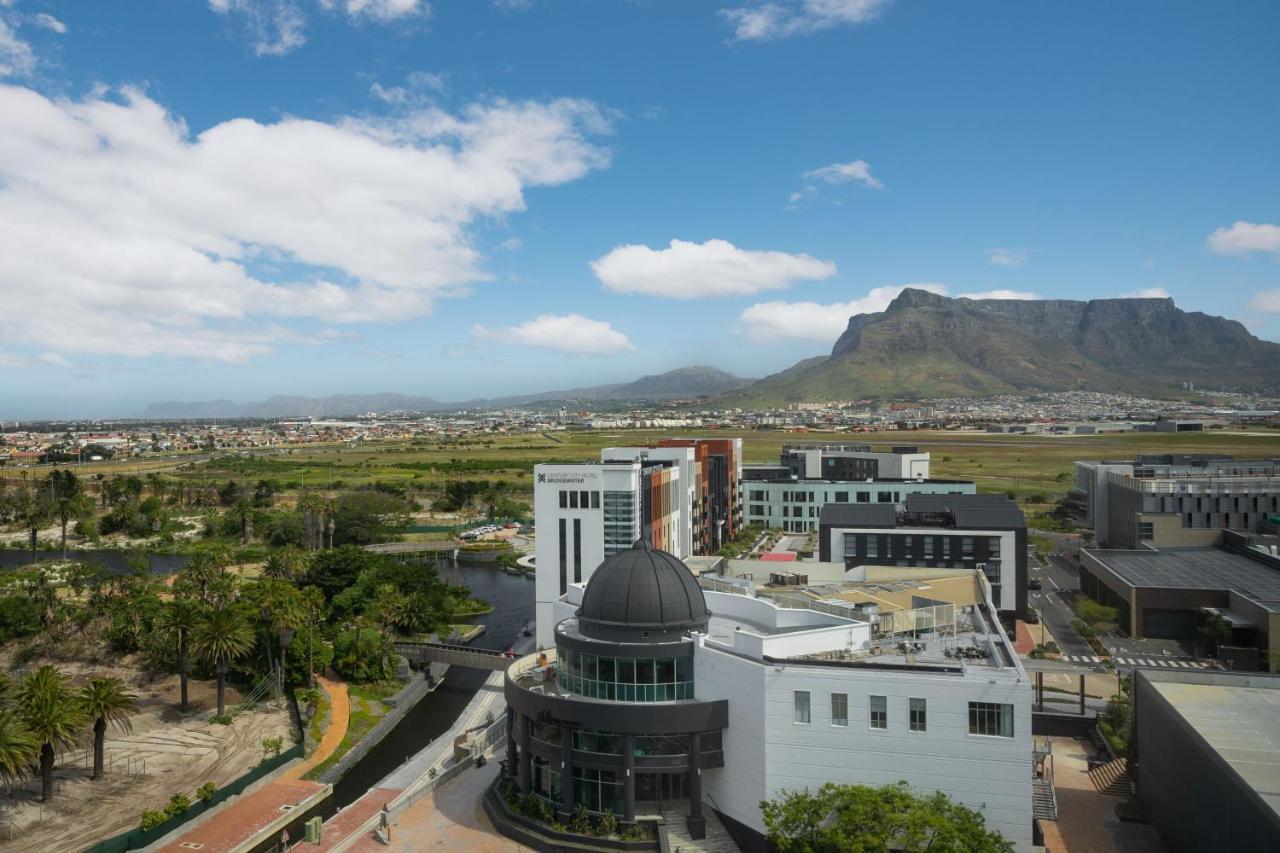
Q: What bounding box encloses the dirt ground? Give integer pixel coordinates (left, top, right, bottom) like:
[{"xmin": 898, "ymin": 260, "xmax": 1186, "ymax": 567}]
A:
[{"xmin": 0, "ymin": 664, "xmax": 293, "ymax": 853}]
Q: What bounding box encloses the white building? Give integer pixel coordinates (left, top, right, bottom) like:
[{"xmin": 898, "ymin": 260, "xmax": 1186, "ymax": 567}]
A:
[{"xmin": 602, "ymin": 445, "xmax": 698, "ymax": 557}]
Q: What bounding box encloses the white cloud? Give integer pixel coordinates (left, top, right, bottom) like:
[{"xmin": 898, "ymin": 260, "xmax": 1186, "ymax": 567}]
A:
[
  {"xmin": 0, "ymin": 84, "xmax": 611, "ymax": 363},
  {"xmin": 985, "ymin": 248, "xmax": 1027, "ymax": 268},
  {"xmin": 38, "ymin": 351, "xmax": 74, "ymax": 368},
  {"xmin": 1248, "ymin": 291, "xmax": 1280, "ymax": 313},
  {"xmin": 1120, "ymin": 287, "xmax": 1171, "ymax": 299},
  {"xmin": 370, "ymin": 70, "xmax": 446, "ymax": 104},
  {"xmin": 739, "ymin": 283, "xmax": 947, "ymax": 342},
  {"xmin": 722, "ymin": 0, "xmax": 890, "ymax": 42},
  {"xmin": 472, "ymin": 314, "xmax": 634, "ymax": 356},
  {"xmin": 0, "ymin": 18, "xmax": 35, "ymax": 77},
  {"xmin": 592, "ymin": 238, "xmax": 836, "ymax": 299},
  {"xmin": 209, "ymin": 0, "xmax": 307, "ymax": 56},
  {"xmin": 957, "ymin": 289, "xmax": 1039, "ymax": 300},
  {"xmin": 803, "ymin": 159, "xmax": 883, "ymax": 190},
  {"xmin": 32, "ymin": 12, "xmax": 65, "ymax": 33},
  {"xmin": 1207, "ymin": 221, "xmax": 1280, "ymax": 256},
  {"xmin": 320, "ymin": 0, "xmax": 426, "ymax": 22}
]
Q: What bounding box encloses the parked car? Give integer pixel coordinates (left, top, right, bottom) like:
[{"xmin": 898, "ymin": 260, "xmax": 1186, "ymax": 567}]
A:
[
  {"xmin": 1024, "ymin": 609, "xmax": 1040, "ymax": 625},
  {"xmin": 1027, "ymin": 578, "xmax": 1043, "ymax": 590}
]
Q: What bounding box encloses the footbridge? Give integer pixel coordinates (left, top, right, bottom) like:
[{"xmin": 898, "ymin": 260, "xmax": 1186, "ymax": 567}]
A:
[{"xmin": 393, "ymin": 641, "xmax": 516, "ymax": 672}]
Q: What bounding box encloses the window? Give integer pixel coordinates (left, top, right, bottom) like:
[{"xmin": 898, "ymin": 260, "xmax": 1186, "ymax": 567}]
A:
[
  {"xmin": 1137, "ymin": 522, "xmax": 1154, "ymax": 541},
  {"xmin": 831, "ymin": 693, "xmax": 848, "ymax": 727},
  {"xmin": 559, "ymin": 490, "xmax": 568, "ymax": 509},
  {"xmin": 794, "ymin": 691, "xmax": 811, "ymax": 724},
  {"xmin": 857, "ymin": 491, "xmax": 870, "ymax": 503},
  {"xmin": 590, "ymin": 491, "xmax": 600, "ymax": 509},
  {"xmin": 969, "ymin": 702, "xmax": 1014, "ymax": 737},
  {"xmin": 835, "ymin": 491, "xmax": 849, "ymax": 503},
  {"xmin": 923, "ymin": 537, "xmax": 934, "ymax": 559},
  {"xmin": 572, "ymin": 518, "xmax": 582, "ymax": 583},
  {"xmin": 580, "ymin": 490, "xmax": 589, "ymax": 508},
  {"xmin": 866, "ymin": 537, "xmax": 879, "ymax": 559},
  {"xmin": 569, "ymin": 491, "xmax": 579, "ymax": 509},
  {"xmin": 869, "ymin": 695, "xmax": 887, "ymax": 729},
  {"xmin": 877, "ymin": 491, "xmax": 893, "ymax": 503},
  {"xmin": 843, "ymin": 534, "xmax": 858, "ymax": 558},
  {"xmin": 909, "ymin": 698, "xmax": 927, "ymax": 732},
  {"xmin": 988, "ymin": 536, "xmax": 1001, "ymax": 558}
]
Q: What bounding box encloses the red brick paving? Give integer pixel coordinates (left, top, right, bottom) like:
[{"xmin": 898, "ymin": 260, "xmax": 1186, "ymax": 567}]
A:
[
  {"xmin": 156, "ymin": 779, "xmax": 327, "ymax": 853},
  {"xmin": 1013, "ymin": 620, "xmax": 1037, "ymax": 655},
  {"xmin": 311, "ymin": 788, "xmax": 400, "ymax": 851}
]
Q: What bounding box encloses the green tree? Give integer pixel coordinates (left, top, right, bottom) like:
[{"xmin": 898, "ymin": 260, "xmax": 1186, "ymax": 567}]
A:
[
  {"xmin": 0, "ymin": 708, "xmax": 38, "ymax": 787},
  {"xmin": 158, "ymin": 597, "xmax": 204, "ymax": 711},
  {"xmin": 12, "ymin": 483, "xmax": 53, "ymax": 565},
  {"xmin": 330, "ymin": 491, "xmax": 406, "ymax": 546},
  {"xmin": 16, "ymin": 666, "xmax": 85, "ymax": 802},
  {"xmin": 301, "ymin": 545, "xmax": 382, "ymax": 601},
  {"xmin": 760, "ymin": 782, "xmax": 1013, "ymax": 853},
  {"xmin": 194, "ymin": 605, "xmax": 255, "ymax": 718},
  {"xmin": 332, "ymin": 628, "xmax": 390, "ymax": 683},
  {"xmin": 1197, "ymin": 611, "xmax": 1231, "ymax": 657},
  {"xmin": 80, "ymin": 676, "xmax": 139, "ymax": 780},
  {"xmin": 48, "ymin": 469, "xmax": 93, "ymax": 559}
]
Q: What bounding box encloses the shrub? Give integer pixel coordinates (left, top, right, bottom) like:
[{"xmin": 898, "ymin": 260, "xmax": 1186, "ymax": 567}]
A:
[
  {"xmin": 621, "ymin": 824, "xmax": 652, "ymax": 842},
  {"xmin": 210, "ymin": 714, "xmax": 233, "ymax": 725},
  {"xmin": 1075, "ymin": 597, "xmax": 1118, "ymax": 629},
  {"xmin": 261, "ymin": 736, "xmax": 284, "ymax": 760},
  {"xmin": 498, "ymin": 776, "xmax": 519, "ymax": 806},
  {"xmin": 164, "ymin": 793, "xmax": 192, "ymax": 819},
  {"xmin": 197, "ymin": 782, "xmax": 216, "ymax": 801},
  {"xmin": 521, "ymin": 793, "xmax": 554, "ymax": 823},
  {"xmin": 569, "ymin": 802, "xmax": 593, "ymax": 835},
  {"xmin": 140, "ymin": 809, "xmax": 168, "ymax": 831},
  {"xmin": 597, "ymin": 809, "xmax": 619, "ymax": 838}
]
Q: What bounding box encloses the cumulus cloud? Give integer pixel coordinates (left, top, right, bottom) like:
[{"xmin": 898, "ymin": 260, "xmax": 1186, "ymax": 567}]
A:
[
  {"xmin": 0, "ymin": 84, "xmax": 611, "ymax": 363},
  {"xmin": 319, "ymin": 0, "xmax": 426, "ymax": 22},
  {"xmin": 1207, "ymin": 221, "xmax": 1280, "ymax": 256},
  {"xmin": 985, "ymin": 248, "xmax": 1027, "ymax": 268},
  {"xmin": 1120, "ymin": 287, "xmax": 1171, "ymax": 299},
  {"xmin": 472, "ymin": 314, "xmax": 634, "ymax": 355},
  {"xmin": 956, "ymin": 289, "xmax": 1039, "ymax": 300},
  {"xmin": 1249, "ymin": 291, "xmax": 1280, "ymax": 313},
  {"xmin": 739, "ymin": 283, "xmax": 947, "ymax": 342},
  {"xmin": 209, "ymin": 0, "xmax": 308, "ymax": 56},
  {"xmin": 591, "ymin": 238, "xmax": 836, "ymax": 299},
  {"xmin": 722, "ymin": 0, "xmax": 890, "ymax": 42}
]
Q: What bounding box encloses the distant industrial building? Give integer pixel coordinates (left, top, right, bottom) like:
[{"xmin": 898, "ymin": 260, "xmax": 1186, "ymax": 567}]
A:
[
  {"xmin": 817, "ymin": 494, "xmax": 1028, "ymax": 617},
  {"xmin": 1131, "ymin": 669, "xmax": 1280, "ymax": 853},
  {"xmin": 1073, "ymin": 455, "xmax": 1280, "ymax": 548},
  {"xmin": 1079, "ymin": 533, "xmax": 1280, "ymax": 672}
]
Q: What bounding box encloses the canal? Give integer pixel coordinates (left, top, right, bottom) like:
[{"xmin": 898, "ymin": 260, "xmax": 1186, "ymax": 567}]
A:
[{"xmin": 329, "ymin": 561, "xmax": 534, "ymax": 809}]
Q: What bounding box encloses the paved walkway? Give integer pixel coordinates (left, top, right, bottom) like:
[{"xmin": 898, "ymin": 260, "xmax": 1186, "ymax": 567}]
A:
[
  {"xmin": 1039, "ymin": 738, "xmax": 1165, "ymax": 853},
  {"xmin": 155, "ymin": 778, "xmax": 329, "ymax": 853},
  {"xmin": 283, "ymin": 672, "xmax": 350, "ymax": 780}
]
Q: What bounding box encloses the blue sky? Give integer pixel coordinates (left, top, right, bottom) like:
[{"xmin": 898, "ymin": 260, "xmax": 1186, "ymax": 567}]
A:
[{"xmin": 1, "ymin": 0, "xmax": 1278, "ymax": 417}]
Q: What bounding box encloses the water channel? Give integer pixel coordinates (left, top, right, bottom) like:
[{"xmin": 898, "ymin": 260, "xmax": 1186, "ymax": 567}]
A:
[{"xmin": 329, "ymin": 560, "xmax": 534, "ymax": 810}]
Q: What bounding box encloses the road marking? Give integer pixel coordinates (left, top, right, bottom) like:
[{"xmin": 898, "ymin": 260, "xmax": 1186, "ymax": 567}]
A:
[
  {"xmin": 1174, "ymin": 661, "xmax": 1190, "ymax": 668},
  {"xmin": 1049, "ymin": 578, "xmax": 1060, "ymax": 591}
]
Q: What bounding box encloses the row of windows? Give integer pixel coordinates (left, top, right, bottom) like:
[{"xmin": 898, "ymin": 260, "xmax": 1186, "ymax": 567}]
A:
[
  {"xmin": 557, "ymin": 648, "xmax": 695, "ymax": 702},
  {"xmin": 793, "ymin": 692, "xmax": 1014, "ymax": 738},
  {"xmin": 558, "ymin": 489, "xmax": 601, "ymax": 510},
  {"xmin": 530, "ymin": 759, "xmax": 625, "ymax": 815},
  {"xmin": 532, "ymin": 729, "xmax": 723, "ymax": 756}
]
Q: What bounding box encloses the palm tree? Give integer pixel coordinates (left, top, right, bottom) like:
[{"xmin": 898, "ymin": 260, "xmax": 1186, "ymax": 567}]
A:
[
  {"xmin": 194, "ymin": 605, "xmax": 255, "ymax": 718},
  {"xmin": 0, "ymin": 709, "xmax": 38, "ymax": 788},
  {"xmin": 180, "ymin": 548, "xmax": 231, "ymax": 604},
  {"xmin": 256, "ymin": 581, "xmax": 305, "ymax": 694},
  {"xmin": 15, "ymin": 666, "xmax": 84, "ymax": 801},
  {"xmin": 261, "ymin": 549, "xmax": 299, "ymax": 582},
  {"xmin": 80, "ymin": 677, "xmax": 139, "ymax": 780},
  {"xmin": 158, "ymin": 597, "xmax": 204, "ymax": 711},
  {"xmin": 301, "ymin": 587, "xmax": 326, "ymax": 688}
]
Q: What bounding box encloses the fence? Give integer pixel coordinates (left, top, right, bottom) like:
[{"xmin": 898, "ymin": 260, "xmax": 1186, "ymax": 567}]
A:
[{"xmin": 81, "ymin": 742, "xmax": 304, "ymax": 853}]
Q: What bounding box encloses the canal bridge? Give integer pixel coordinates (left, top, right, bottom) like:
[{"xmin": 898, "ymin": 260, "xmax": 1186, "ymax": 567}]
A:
[
  {"xmin": 365, "ymin": 541, "xmax": 461, "ymax": 562},
  {"xmin": 393, "ymin": 641, "xmax": 515, "ymax": 672}
]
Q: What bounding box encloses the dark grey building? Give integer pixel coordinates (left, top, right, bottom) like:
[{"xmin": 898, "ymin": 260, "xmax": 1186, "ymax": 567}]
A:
[
  {"xmin": 503, "ymin": 540, "xmax": 728, "ymax": 839},
  {"xmin": 817, "ymin": 494, "xmax": 1028, "ymax": 617},
  {"xmin": 1132, "ymin": 669, "xmax": 1280, "ymax": 853}
]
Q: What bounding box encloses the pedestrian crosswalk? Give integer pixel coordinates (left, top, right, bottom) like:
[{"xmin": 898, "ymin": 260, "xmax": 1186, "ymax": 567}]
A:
[{"xmin": 1058, "ymin": 654, "xmax": 1212, "ymax": 668}]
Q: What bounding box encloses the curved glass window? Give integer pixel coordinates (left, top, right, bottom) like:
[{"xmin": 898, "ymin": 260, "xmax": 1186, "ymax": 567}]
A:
[
  {"xmin": 633, "ymin": 734, "xmax": 687, "ymax": 756},
  {"xmin": 572, "ymin": 729, "xmax": 624, "ymax": 755},
  {"xmin": 532, "ymin": 756, "xmax": 562, "ymax": 803},
  {"xmin": 556, "ymin": 647, "xmax": 694, "ymax": 701},
  {"xmin": 573, "ymin": 767, "xmax": 624, "ymax": 815}
]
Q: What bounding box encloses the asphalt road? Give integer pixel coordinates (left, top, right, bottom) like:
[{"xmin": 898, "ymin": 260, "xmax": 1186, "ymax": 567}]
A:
[{"xmin": 1027, "ymin": 551, "xmax": 1099, "ymax": 662}]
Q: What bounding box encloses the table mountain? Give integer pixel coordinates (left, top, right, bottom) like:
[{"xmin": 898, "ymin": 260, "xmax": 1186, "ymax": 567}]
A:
[{"xmin": 723, "ymin": 288, "xmax": 1280, "ymax": 405}]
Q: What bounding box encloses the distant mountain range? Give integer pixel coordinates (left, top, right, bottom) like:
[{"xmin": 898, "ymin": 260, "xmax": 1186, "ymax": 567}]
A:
[
  {"xmin": 717, "ymin": 288, "xmax": 1280, "ymax": 406},
  {"xmin": 142, "ymin": 366, "xmax": 752, "ymax": 419}
]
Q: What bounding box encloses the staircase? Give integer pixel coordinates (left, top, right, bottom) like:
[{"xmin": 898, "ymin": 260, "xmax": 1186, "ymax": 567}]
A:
[
  {"xmin": 660, "ymin": 805, "xmax": 739, "ymax": 853},
  {"xmin": 1032, "ymin": 779, "xmax": 1058, "ymax": 821},
  {"xmin": 1088, "ymin": 758, "xmax": 1130, "ymax": 797}
]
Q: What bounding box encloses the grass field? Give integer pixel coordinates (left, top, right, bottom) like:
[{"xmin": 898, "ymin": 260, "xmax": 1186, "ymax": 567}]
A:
[{"xmin": 27, "ymin": 427, "xmax": 1280, "ymax": 510}]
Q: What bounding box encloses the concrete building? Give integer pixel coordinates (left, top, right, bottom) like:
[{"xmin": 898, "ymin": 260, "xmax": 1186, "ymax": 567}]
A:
[
  {"xmin": 601, "ymin": 445, "xmax": 699, "ymax": 558},
  {"xmin": 533, "ymin": 459, "xmax": 684, "ymax": 647},
  {"xmin": 1131, "ymin": 669, "xmax": 1280, "ymax": 853},
  {"xmin": 1080, "ymin": 533, "xmax": 1280, "ymax": 672},
  {"xmin": 817, "ymin": 494, "xmax": 1028, "ymax": 617},
  {"xmin": 504, "ymin": 542, "xmax": 1033, "ymax": 852},
  {"xmin": 1073, "ymin": 455, "xmax": 1280, "ymax": 548},
  {"xmin": 657, "ymin": 437, "xmax": 743, "ymax": 553},
  {"xmin": 744, "ymin": 443, "xmax": 931, "ymax": 481},
  {"xmin": 743, "ymin": 477, "xmax": 976, "ymax": 533}
]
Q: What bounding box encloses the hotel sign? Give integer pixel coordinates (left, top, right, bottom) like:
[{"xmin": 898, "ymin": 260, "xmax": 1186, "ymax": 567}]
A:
[{"xmin": 537, "ymin": 471, "xmax": 600, "ymax": 484}]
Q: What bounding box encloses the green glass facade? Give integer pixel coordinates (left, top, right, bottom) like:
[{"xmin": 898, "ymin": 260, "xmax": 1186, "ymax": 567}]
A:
[{"xmin": 557, "ymin": 647, "xmax": 694, "ymax": 701}]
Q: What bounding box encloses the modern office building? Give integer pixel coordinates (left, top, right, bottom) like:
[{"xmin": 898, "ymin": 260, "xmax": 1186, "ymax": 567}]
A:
[
  {"xmin": 744, "ymin": 443, "xmax": 931, "ymax": 482},
  {"xmin": 1073, "ymin": 455, "xmax": 1280, "ymax": 548},
  {"xmin": 817, "ymin": 494, "xmax": 1028, "ymax": 617},
  {"xmin": 533, "ymin": 459, "xmax": 684, "ymax": 647},
  {"xmin": 601, "ymin": 445, "xmax": 699, "ymax": 558},
  {"xmin": 1079, "ymin": 533, "xmax": 1280, "ymax": 671},
  {"xmin": 503, "ymin": 541, "xmax": 1033, "ymax": 851},
  {"xmin": 743, "ymin": 477, "xmax": 976, "ymax": 533},
  {"xmin": 655, "ymin": 437, "xmax": 743, "ymax": 553},
  {"xmin": 1131, "ymin": 669, "xmax": 1280, "ymax": 853}
]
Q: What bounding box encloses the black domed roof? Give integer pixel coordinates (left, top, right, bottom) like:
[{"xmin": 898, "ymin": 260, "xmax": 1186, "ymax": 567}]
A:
[{"xmin": 577, "ymin": 540, "xmax": 710, "ymax": 638}]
